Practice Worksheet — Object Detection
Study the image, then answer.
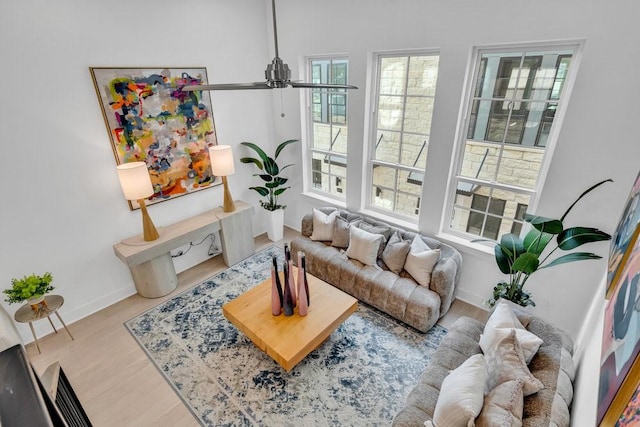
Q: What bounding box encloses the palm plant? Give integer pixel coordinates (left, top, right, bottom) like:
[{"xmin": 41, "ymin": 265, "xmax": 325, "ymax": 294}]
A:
[
  {"xmin": 483, "ymin": 179, "xmax": 612, "ymax": 307},
  {"xmin": 239, "ymin": 139, "xmax": 298, "ymax": 211}
]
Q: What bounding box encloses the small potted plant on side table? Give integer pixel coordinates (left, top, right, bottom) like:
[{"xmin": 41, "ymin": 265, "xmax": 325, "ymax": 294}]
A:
[{"xmin": 4, "ymin": 272, "xmax": 55, "ymax": 309}]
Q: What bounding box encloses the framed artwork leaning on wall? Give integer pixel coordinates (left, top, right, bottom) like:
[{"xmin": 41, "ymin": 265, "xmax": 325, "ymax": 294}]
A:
[{"xmin": 90, "ymin": 67, "xmax": 219, "ymax": 210}]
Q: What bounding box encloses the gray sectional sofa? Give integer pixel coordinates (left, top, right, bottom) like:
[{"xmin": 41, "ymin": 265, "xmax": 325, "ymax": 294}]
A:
[
  {"xmin": 290, "ymin": 207, "xmax": 462, "ymax": 333},
  {"xmin": 393, "ymin": 310, "xmax": 576, "ymax": 427}
]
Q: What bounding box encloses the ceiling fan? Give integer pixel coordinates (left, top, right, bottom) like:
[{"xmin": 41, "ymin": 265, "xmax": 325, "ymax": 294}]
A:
[{"xmin": 182, "ymin": 0, "xmax": 357, "ymax": 92}]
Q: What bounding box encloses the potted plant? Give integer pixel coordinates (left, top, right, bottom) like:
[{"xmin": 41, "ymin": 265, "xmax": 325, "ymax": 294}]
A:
[
  {"xmin": 4, "ymin": 272, "xmax": 54, "ymax": 305},
  {"xmin": 240, "ymin": 139, "xmax": 298, "ymax": 241},
  {"xmin": 480, "ymin": 179, "xmax": 612, "ymax": 308}
]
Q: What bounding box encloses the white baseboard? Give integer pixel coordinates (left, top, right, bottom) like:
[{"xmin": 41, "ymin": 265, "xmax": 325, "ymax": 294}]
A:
[
  {"xmin": 454, "ymin": 288, "xmax": 487, "ymax": 309},
  {"xmin": 15, "ymin": 286, "xmax": 136, "ymax": 345}
]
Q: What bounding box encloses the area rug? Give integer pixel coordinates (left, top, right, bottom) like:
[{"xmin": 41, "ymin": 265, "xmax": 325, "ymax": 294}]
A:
[{"xmin": 125, "ymin": 246, "xmax": 447, "ymax": 426}]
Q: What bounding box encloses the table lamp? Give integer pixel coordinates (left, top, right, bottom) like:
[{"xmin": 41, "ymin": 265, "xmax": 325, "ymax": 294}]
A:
[
  {"xmin": 116, "ymin": 162, "xmax": 160, "ymax": 241},
  {"xmin": 209, "ymin": 145, "xmax": 236, "ymax": 212}
]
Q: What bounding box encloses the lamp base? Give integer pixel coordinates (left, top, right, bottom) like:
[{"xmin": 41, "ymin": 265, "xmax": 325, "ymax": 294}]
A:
[
  {"xmin": 222, "ymin": 175, "xmax": 236, "ymax": 213},
  {"xmin": 138, "ymin": 199, "xmax": 160, "ymax": 241}
]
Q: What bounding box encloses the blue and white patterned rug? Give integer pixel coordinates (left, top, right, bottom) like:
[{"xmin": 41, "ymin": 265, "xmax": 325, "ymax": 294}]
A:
[{"xmin": 125, "ymin": 246, "xmax": 447, "ymax": 426}]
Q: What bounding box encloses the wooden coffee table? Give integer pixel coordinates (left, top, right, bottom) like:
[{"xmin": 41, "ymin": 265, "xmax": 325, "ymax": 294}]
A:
[{"xmin": 222, "ymin": 268, "xmax": 358, "ymax": 372}]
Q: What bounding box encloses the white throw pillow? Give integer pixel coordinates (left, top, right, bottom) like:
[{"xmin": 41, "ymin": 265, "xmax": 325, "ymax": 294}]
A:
[
  {"xmin": 310, "ymin": 208, "xmax": 339, "ymax": 241},
  {"xmin": 345, "ymin": 226, "xmax": 385, "ymax": 267},
  {"xmin": 480, "ymin": 299, "xmax": 543, "ymax": 364},
  {"xmin": 431, "ymin": 354, "xmax": 487, "ymax": 427},
  {"xmin": 404, "ymin": 235, "xmax": 440, "ymax": 287}
]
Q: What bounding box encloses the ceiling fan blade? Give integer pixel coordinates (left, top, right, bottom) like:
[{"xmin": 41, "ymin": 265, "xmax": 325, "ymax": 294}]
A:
[
  {"xmin": 291, "ymin": 82, "xmax": 358, "ymax": 90},
  {"xmin": 182, "ymin": 82, "xmax": 272, "ymax": 91}
]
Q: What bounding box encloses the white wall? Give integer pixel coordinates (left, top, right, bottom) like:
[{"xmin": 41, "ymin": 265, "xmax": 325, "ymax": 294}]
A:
[
  {"xmin": 0, "ymin": 0, "xmax": 281, "ymax": 341},
  {"xmin": 1, "ymin": 0, "xmax": 638, "ymax": 346},
  {"xmin": 274, "ymin": 0, "xmax": 640, "ymax": 337}
]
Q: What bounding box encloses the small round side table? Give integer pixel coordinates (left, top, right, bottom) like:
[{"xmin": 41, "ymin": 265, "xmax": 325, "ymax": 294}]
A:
[{"xmin": 14, "ymin": 294, "xmax": 74, "ymax": 354}]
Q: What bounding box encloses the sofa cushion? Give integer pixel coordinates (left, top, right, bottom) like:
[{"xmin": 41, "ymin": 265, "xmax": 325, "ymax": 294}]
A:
[
  {"xmin": 345, "ymin": 226, "xmax": 385, "ymax": 267},
  {"xmin": 485, "ymin": 329, "xmax": 544, "ymax": 396},
  {"xmin": 381, "ymin": 231, "xmax": 411, "ymax": 274},
  {"xmin": 310, "ymin": 208, "xmax": 339, "ymax": 241},
  {"xmin": 430, "ymin": 353, "xmax": 486, "ymax": 427},
  {"xmin": 476, "ymin": 379, "xmax": 524, "ymax": 427},
  {"xmin": 404, "ymin": 236, "xmax": 440, "ymax": 287},
  {"xmin": 480, "ymin": 299, "xmax": 543, "ymax": 364}
]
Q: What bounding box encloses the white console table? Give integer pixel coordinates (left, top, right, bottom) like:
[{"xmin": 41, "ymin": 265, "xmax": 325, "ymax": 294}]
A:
[{"xmin": 113, "ymin": 200, "xmax": 255, "ymax": 298}]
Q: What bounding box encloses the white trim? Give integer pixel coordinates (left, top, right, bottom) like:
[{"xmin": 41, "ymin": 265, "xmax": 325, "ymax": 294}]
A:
[
  {"xmin": 301, "ymin": 190, "xmax": 348, "ymax": 208},
  {"xmin": 364, "ymin": 48, "xmax": 441, "ymax": 223},
  {"xmin": 442, "ymin": 39, "xmax": 586, "ymax": 242},
  {"xmin": 300, "ymin": 54, "xmax": 351, "ymax": 200}
]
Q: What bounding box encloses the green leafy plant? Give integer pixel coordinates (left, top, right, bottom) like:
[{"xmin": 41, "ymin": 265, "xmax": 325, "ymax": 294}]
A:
[
  {"xmin": 4, "ymin": 272, "xmax": 54, "ymax": 304},
  {"xmin": 480, "ymin": 179, "xmax": 612, "ymax": 308},
  {"xmin": 240, "ymin": 139, "xmax": 298, "ymax": 211}
]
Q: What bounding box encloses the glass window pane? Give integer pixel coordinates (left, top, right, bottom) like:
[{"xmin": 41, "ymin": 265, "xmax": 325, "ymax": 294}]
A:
[
  {"xmin": 403, "ymin": 96, "xmax": 434, "ymax": 134},
  {"xmin": 400, "ymin": 134, "xmax": 428, "ymax": 169},
  {"xmin": 459, "ymin": 141, "xmax": 499, "ymax": 182},
  {"xmin": 331, "ymin": 125, "xmax": 348, "ymax": 155},
  {"xmin": 377, "ymin": 95, "xmax": 404, "ymax": 131},
  {"xmin": 372, "ymin": 165, "xmax": 397, "ymax": 190},
  {"xmin": 379, "ymin": 57, "xmax": 408, "ymax": 95},
  {"xmin": 495, "ymin": 145, "xmax": 543, "ymax": 190},
  {"xmin": 395, "ymin": 192, "xmax": 420, "ymax": 217},
  {"xmin": 332, "ymin": 62, "xmax": 347, "ymax": 85},
  {"xmin": 491, "ymin": 55, "xmax": 523, "ymax": 99},
  {"xmin": 407, "ymin": 55, "xmax": 439, "ymax": 96},
  {"xmin": 312, "ymin": 122, "xmax": 332, "ymax": 150},
  {"xmin": 375, "ymin": 131, "xmax": 401, "ymax": 163},
  {"xmin": 486, "ymin": 100, "xmax": 510, "ymax": 142},
  {"xmin": 330, "ymin": 173, "xmax": 346, "ymax": 196}
]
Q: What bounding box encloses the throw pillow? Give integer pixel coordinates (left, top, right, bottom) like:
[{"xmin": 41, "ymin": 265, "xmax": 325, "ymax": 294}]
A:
[
  {"xmin": 345, "ymin": 226, "xmax": 385, "ymax": 267},
  {"xmin": 331, "ymin": 216, "xmax": 351, "ymax": 249},
  {"xmin": 475, "ymin": 379, "xmax": 525, "ymax": 427},
  {"xmin": 404, "ymin": 235, "xmax": 440, "ymax": 287},
  {"xmin": 381, "ymin": 231, "xmax": 411, "ymax": 274},
  {"xmin": 353, "ymin": 220, "xmax": 392, "ymax": 257},
  {"xmin": 480, "ymin": 299, "xmax": 543, "ymax": 364},
  {"xmin": 310, "ymin": 208, "xmax": 339, "ymax": 241},
  {"xmin": 484, "ymin": 329, "xmax": 544, "ymax": 396},
  {"xmin": 431, "ymin": 353, "xmax": 487, "ymax": 427}
]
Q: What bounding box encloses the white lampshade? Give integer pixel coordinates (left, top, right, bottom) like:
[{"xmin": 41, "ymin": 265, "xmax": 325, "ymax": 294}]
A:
[
  {"xmin": 209, "ymin": 145, "xmax": 235, "ymax": 176},
  {"xmin": 116, "ymin": 162, "xmax": 154, "ymax": 201}
]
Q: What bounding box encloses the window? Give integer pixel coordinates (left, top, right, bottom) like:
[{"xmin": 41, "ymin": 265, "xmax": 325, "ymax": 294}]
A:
[
  {"xmin": 306, "ymin": 57, "xmax": 349, "ymax": 199},
  {"xmin": 448, "ymin": 45, "xmax": 579, "ymax": 241},
  {"xmin": 367, "ymin": 52, "xmax": 440, "ymax": 218},
  {"xmin": 466, "ymin": 194, "xmax": 507, "ymax": 240}
]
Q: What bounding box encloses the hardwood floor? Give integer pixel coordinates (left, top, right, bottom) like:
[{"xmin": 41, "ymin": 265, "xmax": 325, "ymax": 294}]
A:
[{"xmin": 27, "ymin": 227, "xmax": 487, "ymax": 426}]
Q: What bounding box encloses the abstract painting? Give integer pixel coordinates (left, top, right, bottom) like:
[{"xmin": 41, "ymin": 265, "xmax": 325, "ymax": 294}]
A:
[
  {"xmin": 607, "ymin": 170, "xmax": 640, "ymax": 297},
  {"xmin": 599, "ymin": 224, "xmax": 640, "ymax": 425},
  {"xmin": 91, "ymin": 67, "xmax": 219, "ymax": 209},
  {"xmin": 617, "ymin": 383, "xmax": 640, "ymax": 426}
]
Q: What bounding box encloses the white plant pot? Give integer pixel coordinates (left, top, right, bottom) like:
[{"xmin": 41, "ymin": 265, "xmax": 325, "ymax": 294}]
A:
[{"xmin": 266, "ymin": 209, "xmax": 285, "ymax": 242}]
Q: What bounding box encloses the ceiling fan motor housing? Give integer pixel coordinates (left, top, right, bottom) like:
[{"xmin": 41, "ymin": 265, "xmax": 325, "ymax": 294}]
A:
[{"xmin": 265, "ymin": 57, "xmax": 291, "ymax": 88}]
